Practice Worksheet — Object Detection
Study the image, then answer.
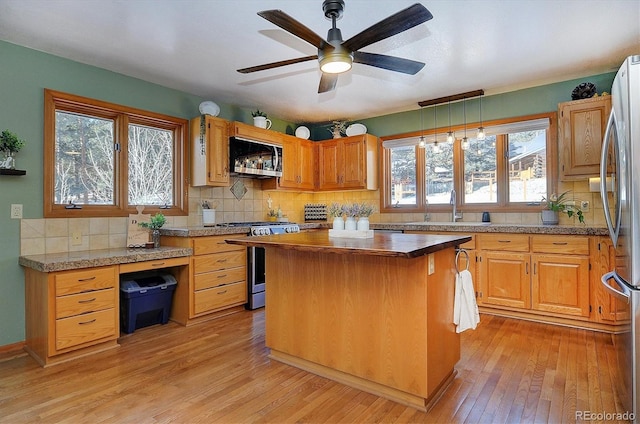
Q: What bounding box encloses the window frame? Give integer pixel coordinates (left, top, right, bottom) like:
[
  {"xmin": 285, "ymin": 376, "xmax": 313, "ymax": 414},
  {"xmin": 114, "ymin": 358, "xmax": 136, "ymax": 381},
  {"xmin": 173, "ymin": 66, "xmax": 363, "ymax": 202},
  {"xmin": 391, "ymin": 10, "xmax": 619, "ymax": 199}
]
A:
[
  {"xmin": 380, "ymin": 112, "xmax": 557, "ymax": 214},
  {"xmin": 44, "ymin": 89, "xmax": 189, "ymax": 218}
]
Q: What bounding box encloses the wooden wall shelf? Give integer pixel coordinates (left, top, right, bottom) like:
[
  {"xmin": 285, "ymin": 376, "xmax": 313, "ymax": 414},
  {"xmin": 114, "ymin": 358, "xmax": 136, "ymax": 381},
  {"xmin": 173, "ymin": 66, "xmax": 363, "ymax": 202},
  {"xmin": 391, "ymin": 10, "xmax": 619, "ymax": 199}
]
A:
[{"xmin": 0, "ymin": 169, "xmax": 26, "ymax": 176}]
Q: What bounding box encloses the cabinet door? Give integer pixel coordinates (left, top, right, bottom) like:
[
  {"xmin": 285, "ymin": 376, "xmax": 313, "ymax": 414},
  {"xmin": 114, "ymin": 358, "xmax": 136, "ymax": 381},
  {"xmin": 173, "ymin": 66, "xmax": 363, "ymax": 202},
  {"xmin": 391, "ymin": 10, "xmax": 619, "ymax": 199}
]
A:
[
  {"xmin": 594, "ymin": 238, "xmax": 631, "ymax": 322},
  {"xmin": 559, "ymin": 96, "xmax": 612, "ymax": 180},
  {"xmin": 479, "ymin": 251, "xmax": 530, "ymax": 309},
  {"xmin": 298, "ymin": 140, "xmax": 316, "ymax": 190},
  {"xmin": 279, "ymin": 136, "xmax": 300, "ymax": 189},
  {"xmin": 341, "ymin": 137, "xmax": 366, "ymax": 189},
  {"xmin": 318, "ymin": 140, "xmax": 341, "ymax": 189},
  {"xmin": 207, "ymin": 116, "xmax": 229, "ymax": 185},
  {"xmin": 531, "ymin": 254, "xmax": 590, "ymax": 317}
]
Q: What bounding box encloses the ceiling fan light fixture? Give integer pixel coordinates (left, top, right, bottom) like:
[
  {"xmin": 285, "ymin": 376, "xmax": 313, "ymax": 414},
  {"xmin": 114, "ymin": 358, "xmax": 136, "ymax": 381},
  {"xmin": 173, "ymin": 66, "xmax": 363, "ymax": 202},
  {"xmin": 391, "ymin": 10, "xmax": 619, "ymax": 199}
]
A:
[{"xmin": 319, "ymin": 54, "xmax": 352, "ymax": 74}]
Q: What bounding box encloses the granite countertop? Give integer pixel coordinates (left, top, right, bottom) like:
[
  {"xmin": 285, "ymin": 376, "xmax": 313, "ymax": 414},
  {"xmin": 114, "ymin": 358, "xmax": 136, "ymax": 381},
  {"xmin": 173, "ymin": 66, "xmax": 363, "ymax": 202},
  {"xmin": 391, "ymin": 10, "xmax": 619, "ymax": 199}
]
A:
[
  {"xmin": 160, "ymin": 222, "xmax": 608, "ymax": 237},
  {"xmin": 160, "ymin": 222, "xmax": 323, "ymax": 237},
  {"xmin": 227, "ymin": 231, "xmax": 471, "ymax": 258},
  {"xmin": 373, "ymin": 222, "xmax": 609, "ymax": 236},
  {"xmin": 19, "ymin": 246, "xmax": 193, "ymax": 272}
]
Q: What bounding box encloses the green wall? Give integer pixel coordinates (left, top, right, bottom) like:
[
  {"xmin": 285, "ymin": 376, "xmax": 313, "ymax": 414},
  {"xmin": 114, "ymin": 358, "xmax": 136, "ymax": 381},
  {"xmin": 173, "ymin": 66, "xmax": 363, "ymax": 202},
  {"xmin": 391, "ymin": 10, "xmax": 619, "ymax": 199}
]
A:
[
  {"xmin": 309, "ymin": 73, "xmax": 615, "ymax": 140},
  {"xmin": 0, "ymin": 39, "xmax": 617, "ymax": 346}
]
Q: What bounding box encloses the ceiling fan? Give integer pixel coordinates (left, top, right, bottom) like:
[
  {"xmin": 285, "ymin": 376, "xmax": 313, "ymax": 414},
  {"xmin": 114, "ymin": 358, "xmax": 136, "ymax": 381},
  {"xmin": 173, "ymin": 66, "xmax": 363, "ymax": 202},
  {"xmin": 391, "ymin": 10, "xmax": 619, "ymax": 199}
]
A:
[{"xmin": 237, "ymin": 1, "xmax": 433, "ymax": 93}]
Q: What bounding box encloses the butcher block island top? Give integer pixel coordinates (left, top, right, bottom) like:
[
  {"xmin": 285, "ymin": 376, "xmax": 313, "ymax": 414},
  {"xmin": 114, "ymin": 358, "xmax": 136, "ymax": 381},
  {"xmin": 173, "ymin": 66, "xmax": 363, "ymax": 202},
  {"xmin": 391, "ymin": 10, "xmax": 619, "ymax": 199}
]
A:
[
  {"xmin": 228, "ymin": 230, "xmax": 471, "ymax": 411},
  {"xmin": 226, "ymin": 231, "xmax": 471, "ymax": 258}
]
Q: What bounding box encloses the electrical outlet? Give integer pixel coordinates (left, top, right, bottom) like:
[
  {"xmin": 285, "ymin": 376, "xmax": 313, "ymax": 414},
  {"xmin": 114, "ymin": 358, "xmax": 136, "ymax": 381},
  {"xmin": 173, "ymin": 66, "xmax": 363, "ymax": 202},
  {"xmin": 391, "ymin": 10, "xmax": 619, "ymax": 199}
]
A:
[
  {"xmin": 10, "ymin": 204, "xmax": 22, "ymax": 219},
  {"xmin": 71, "ymin": 231, "xmax": 82, "ymax": 246},
  {"xmin": 581, "ymin": 201, "xmax": 590, "ymax": 212}
]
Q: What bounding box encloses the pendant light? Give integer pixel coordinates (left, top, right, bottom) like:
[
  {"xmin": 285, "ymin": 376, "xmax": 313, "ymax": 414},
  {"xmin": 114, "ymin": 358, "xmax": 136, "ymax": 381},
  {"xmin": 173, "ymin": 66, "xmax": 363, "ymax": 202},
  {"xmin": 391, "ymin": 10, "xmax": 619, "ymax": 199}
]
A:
[
  {"xmin": 418, "ymin": 106, "xmax": 426, "ymax": 148},
  {"xmin": 446, "ymin": 100, "xmax": 454, "ymax": 143},
  {"xmin": 461, "ymin": 97, "xmax": 469, "ymax": 151},
  {"xmin": 477, "ymin": 93, "xmax": 486, "ymax": 140},
  {"xmin": 432, "ymin": 105, "xmax": 440, "ymax": 153}
]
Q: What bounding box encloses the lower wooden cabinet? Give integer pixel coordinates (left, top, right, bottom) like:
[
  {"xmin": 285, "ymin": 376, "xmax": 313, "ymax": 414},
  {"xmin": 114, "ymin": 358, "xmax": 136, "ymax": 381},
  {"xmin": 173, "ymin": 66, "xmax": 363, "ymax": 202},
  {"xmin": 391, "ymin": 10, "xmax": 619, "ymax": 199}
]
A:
[
  {"xmin": 479, "ymin": 251, "xmax": 530, "ymax": 309},
  {"xmin": 477, "ymin": 234, "xmax": 591, "ymax": 320},
  {"xmin": 24, "ymin": 265, "xmax": 120, "ymax": 366},
  {"xmin": 163, "ymin": 234, "xmax": 247, "ymax": 325}
]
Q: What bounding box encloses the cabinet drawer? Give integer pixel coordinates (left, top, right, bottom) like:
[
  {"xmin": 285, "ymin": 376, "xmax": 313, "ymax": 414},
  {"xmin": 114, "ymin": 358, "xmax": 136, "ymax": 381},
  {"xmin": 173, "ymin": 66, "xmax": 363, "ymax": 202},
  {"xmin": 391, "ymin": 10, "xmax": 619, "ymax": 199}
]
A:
[
  {"xmin": 531, "ymin": 235, "xmax": 589, "ymax": 255},
  {"xmin": 56, "ymin": 288, "xmax": 116, "ymax": 319},
  {"xmin": 195, "ymin": 267, "xmax": 246, "ymax": 291},
  {"xmin": 477, "ymin": 234, "xmax": 529, "ymax": 252},
  {"xmin": 55, "ymin": 309, "xmax": 117, "ymax": 351},
  {"xmin": 193, "ymin": 250, "xmax": 246, "ymax": 274},
  {"xmin": 193, "ymin": 236, "xmax": 246, "ymax": 256},
  {"xmin": 55, "ymin": 266, "xmax": 117, "ymax": 296},
  {"xmin": 119, "ymin": 256, "xmax": 188, "ymax": 274},
  {"xmin": 193, "ymin": 281, "xmax": 247, "ymax": 315}
]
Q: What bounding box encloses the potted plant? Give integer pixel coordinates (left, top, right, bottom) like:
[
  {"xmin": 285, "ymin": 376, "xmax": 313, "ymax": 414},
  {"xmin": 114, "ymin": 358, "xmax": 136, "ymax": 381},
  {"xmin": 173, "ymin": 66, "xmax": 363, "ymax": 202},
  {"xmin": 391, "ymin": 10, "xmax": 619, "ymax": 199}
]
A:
[
  {"xmin": 138, "ymin": 213, "xmax": 166, "ymax": 247},
  {"xmin": 329, "ymin": 120, "xmax": 348, "ymax": 139},
  {"xmin": 251, "ymin": 110, "xmax": 271, "ymax": 129},
  {"xmin": 0, "ymin": 129, "xmax": 26, "ymax": 169},
  {"xmin": 356, "ymin": 202, "xmax": 375, "ymax": 231},
  {"xmin": 328, "ymin": 202, "xmax": 344, "ymax": 230},
  {"xmin": 541, "ymin": 191, "xmax": 584, "ymax": 225}
]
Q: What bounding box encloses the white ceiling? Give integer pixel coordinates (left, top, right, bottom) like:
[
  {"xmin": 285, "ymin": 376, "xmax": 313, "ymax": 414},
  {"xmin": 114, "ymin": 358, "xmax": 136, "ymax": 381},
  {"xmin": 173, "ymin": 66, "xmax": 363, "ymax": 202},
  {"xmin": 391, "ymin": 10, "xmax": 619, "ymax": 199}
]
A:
[{"xmin": 1, "ymin": 0, "xmax": 639, "ymax": 123}]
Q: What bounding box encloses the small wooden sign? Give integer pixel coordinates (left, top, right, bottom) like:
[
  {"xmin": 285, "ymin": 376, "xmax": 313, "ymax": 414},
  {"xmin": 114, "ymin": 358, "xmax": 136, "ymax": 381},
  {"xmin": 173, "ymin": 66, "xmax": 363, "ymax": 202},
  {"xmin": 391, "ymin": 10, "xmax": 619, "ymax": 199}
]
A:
[{"xmin": 127, "ymin": 206, "xmax": 150, "ymax": 248}]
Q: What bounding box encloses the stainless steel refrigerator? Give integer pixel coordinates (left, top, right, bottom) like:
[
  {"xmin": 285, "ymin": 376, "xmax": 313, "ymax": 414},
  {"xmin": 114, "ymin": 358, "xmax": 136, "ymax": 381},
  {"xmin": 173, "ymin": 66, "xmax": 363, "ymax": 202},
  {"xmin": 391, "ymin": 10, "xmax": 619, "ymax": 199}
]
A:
[{"xmin": 600, "ymin": 54, "xmax": 640, "ymax": 421}]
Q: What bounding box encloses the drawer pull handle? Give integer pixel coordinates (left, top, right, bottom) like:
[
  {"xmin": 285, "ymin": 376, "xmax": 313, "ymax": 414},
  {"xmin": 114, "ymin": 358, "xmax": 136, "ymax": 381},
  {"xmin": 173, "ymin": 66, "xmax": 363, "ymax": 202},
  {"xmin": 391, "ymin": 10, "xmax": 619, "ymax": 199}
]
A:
[
  {"xmin": 78, "ymin": 276, "xmax": 96, "ymax": 282},
  {"xmin": 217, "ymin": 274, "xmax": 227, "ymax": 279},
  {"xmin": 151, "ymin": 262, "xmax": 166, "ymax": 267},
  {"xmin": 498, "ymin": 240, "xmax": 511, "ymax": 243},
  {"xmin": 78, "ymin": 298, "xmax": 96, "ymax": 304},
  {"xmin": 552, "ymin": 242, "xmax": 568, "ymax": 245},
  {"xmin": 217, "ymin": 290, "xmax": 228, "ymax": 295},
  {"xmin": 78, "ymin": 319, "xmax": 96, "ymax": 325}
]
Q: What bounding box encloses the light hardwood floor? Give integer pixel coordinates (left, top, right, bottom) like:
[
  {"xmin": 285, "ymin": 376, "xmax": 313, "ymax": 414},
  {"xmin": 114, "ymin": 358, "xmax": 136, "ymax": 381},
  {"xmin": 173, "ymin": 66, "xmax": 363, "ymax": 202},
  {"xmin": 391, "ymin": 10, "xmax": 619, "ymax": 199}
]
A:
[{"xmin": 0, "ymin": 311, "xmax": 629, "ymax": 423}]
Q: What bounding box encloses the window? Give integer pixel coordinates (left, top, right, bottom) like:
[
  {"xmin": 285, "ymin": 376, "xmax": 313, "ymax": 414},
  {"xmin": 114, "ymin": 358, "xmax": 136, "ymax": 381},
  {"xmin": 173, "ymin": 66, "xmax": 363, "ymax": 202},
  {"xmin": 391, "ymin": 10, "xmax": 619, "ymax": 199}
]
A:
[
  {"xmin": 381, "ymin": 112, "xmax": 556, "ymax": 213},
  {"xmin": 44, "ymin": 89, "xmax": 188, "ymax": 217}
]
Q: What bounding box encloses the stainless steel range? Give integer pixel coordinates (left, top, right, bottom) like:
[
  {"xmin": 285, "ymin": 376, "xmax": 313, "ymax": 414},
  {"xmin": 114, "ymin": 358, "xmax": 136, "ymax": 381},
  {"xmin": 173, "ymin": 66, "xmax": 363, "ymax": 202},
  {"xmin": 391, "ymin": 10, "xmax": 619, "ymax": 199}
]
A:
[{"xmin": 245, "ymin": 222, "xmax": 300, "ymax": 309}]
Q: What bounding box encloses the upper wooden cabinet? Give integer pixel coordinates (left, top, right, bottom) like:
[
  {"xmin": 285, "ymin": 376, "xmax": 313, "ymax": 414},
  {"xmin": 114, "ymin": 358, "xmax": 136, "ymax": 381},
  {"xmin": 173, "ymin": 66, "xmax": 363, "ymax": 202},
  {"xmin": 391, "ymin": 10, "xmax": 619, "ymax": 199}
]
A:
[
  {"xmin": 190, "ymin": 116, "xmax": 230, "ymax": 187},
  {"xmin": 318, "ymin": 134, "xmax": 378, "ymax": 190},
  {"xmin": 558, "ymin": 96, "xmax": 612, "ymax": 180},
  {"xmin": 232, "ymin": 121, "xmax": 283, "ymax": 146},
  {"xmin": 264, "ymin": 134, "xmax": 316, "ymax": 191}
]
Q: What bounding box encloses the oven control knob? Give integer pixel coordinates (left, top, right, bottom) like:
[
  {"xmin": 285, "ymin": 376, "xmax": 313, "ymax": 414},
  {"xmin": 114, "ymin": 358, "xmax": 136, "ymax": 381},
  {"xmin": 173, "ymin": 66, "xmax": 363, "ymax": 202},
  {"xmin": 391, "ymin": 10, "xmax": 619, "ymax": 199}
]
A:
[{"xmin": 261, "ymin": 228, "xmax": 269, "ymax": 236}]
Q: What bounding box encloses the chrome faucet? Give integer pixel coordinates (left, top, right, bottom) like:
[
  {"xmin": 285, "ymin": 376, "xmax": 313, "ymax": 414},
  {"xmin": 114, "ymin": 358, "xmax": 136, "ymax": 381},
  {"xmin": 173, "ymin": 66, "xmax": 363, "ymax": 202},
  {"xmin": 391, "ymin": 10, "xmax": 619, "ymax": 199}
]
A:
[
  {"xmin": 423, "ymin": 198, "xmax": 430, "ymax": 221},
  {"xmin": 450, "ymin": 189, "xmax": 462, "ymax": 222}
]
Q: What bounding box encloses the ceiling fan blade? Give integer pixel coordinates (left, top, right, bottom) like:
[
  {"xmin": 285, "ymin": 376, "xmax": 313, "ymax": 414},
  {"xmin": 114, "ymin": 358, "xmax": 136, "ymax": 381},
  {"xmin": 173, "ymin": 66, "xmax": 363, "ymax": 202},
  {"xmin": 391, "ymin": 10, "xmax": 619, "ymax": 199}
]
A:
[
  {"xmin": 237, "ymin": 55, "xmax": 318, "ymax": 74},
  {"xmin": 318, "ymin": 73, "xmax": 338, "ymax": 93},
  {"xmin": 353, "ymin": 51, "xmax": 425, "ymax": 75},
  {"xmin": 342, "ymin": 4, "xmax": 433, "ymax": 52},
  {"xmin": 258, "ymin": 9, "xmax": 329, "ymax": 50}
]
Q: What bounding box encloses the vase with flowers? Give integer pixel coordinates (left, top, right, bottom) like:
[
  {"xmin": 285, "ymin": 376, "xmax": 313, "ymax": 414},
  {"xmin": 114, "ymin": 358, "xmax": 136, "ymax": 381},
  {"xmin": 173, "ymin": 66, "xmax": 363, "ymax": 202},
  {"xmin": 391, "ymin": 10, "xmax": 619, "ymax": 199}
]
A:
[
  {"xmin": 329, "ymin": 120, "xmax": 348, "ymax": 139},
  {"xmin": 343, "ymin": 203, "xmax": 360, "ymax": 230},
  {"xmin": 356, "ymin": 202, "xmax": 375, "ymax": 231},
  {"xmin": 541, "ymin": 191, "xmax": 584, "ymax": 225},
  {"xmin": 328, "ymin": 202, "xmax": 344, "ymax": 230}
]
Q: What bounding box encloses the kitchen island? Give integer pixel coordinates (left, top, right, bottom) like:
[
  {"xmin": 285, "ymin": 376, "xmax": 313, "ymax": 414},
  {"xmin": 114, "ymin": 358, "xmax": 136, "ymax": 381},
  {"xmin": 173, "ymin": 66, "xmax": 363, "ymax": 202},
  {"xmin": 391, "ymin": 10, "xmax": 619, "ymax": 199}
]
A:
[{"xmin": 227, "ymin": 231, "xmax": 471, "ymax": 411}]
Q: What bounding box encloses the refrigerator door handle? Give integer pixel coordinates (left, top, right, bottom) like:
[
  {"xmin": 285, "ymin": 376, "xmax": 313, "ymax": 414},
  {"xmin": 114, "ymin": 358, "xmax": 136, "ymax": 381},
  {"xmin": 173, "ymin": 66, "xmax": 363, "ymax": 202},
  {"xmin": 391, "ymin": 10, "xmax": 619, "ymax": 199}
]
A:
[
  {"xmin": 600, "ymin": 109, "xmax": 618, "ymax": 245},
  {"xmin": 601, "ymin": 271, "xmax": 631, "ymax": 303}
]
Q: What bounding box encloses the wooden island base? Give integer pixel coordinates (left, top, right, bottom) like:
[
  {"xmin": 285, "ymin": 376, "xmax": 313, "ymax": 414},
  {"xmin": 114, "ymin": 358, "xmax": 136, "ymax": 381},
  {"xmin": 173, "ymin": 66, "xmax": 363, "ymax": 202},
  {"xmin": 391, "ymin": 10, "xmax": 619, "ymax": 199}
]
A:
[{"xmin": 264, "ymin": 246, "xmax": 461, "ymax": 411}]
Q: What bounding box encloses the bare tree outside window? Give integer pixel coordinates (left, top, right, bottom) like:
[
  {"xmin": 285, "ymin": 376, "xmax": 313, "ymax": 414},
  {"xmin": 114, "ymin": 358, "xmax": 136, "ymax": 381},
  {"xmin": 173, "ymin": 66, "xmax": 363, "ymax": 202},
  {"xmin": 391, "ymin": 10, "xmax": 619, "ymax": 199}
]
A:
[
  {"xmin": 128, "ymin": 124, "xmax": 174, "ymax": 206},
  {"xmin": 54, "ymin": 111, "xmax": 115, "ymax": 205}
]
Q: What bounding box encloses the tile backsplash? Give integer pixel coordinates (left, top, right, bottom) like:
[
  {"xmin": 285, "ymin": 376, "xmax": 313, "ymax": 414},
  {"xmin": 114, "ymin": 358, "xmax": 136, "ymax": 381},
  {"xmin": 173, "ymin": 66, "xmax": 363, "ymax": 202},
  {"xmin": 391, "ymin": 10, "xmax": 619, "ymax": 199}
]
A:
[{"xmin": 20, "ymin": 178, "xmax": 605, "ymax": 256}]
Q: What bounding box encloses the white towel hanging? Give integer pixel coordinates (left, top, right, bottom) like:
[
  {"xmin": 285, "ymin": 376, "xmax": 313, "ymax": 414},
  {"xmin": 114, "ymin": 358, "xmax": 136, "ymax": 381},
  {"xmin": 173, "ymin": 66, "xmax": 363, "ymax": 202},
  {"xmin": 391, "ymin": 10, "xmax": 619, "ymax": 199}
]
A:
[{"xmin": 453, "ymin": 269, "xmax": 480, "ymax": 333}]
